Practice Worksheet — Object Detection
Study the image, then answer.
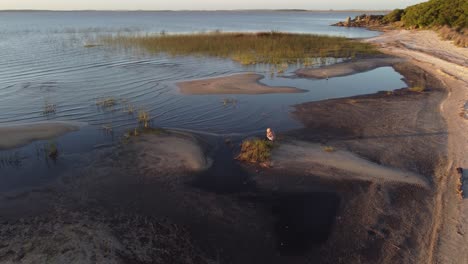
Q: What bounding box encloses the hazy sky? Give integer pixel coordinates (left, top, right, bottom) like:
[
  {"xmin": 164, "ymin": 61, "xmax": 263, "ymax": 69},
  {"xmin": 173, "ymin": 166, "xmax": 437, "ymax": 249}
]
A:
[{"xmin": 0, "ymin": 0, "xmax": 427, "ymax": 11}]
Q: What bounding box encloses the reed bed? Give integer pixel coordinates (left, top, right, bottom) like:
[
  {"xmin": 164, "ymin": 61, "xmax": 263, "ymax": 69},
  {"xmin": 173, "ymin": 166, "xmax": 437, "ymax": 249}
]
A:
[{"xmin": 103, "ymin": 32, "xmax": 379, "ymax": 65}]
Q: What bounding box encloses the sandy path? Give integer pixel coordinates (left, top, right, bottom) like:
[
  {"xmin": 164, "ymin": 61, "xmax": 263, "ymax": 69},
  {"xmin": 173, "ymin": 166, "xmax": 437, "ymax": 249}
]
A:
[
  {"xmin": 177, "ymin": 73, "xmax": 305, "ymax": 95},
  {"xmin": 0, "ymin": 122, "xmax": 81, "ymax": 150},
  {"xmin": 272, "ymin": 141, "xmax": 429, "ymax": 188},
  {"xmin": 368, "ymin": 30, "xmax": 468, "ymax": 264}
]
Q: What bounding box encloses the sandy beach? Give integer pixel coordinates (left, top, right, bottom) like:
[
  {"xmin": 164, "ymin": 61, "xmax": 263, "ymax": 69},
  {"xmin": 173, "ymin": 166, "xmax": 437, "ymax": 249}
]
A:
[
  {"xmin": 177, "ymin": 73, "xmax": 305, "ymax": 95},
  {"xmin": 366, "ymin": 29, "xmax": 468, "ymax": 264}
]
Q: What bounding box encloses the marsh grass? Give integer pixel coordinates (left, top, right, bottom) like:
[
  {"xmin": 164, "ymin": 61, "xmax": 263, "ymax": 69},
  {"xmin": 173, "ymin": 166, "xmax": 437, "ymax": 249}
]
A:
[
  {"xmin": 103, "ymin": 32, "xmax": 379, "ymax": 65},
  {"xmin": 237, "ymin": 138, "xmax": 274, "ymax": 163}
]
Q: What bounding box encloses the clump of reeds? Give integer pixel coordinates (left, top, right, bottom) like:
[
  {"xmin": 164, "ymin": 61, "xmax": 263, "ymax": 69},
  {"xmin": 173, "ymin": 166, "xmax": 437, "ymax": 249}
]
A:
[
  {"xmin": 103, "ymin": 31, "xmax": 379, "ymax": 65},
  {"xmin": 138, "ymin": 110, "xmax": 151, "ymax": 128},
  {"xmin": 237, "ymin": 138, "xmax": 274, "ymax": 163}
]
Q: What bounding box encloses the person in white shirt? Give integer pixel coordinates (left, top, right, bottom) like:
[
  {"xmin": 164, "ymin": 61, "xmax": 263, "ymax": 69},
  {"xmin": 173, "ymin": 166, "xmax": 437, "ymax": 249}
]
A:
[{"xmin": 266, "ymin": 128, "xmax": 276, "ymax": 141}]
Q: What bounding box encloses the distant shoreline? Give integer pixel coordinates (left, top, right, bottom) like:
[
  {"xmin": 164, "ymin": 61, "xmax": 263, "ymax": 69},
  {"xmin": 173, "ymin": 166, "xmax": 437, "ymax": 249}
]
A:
[{"xmin": 0, "ymin": 9, "xmax": 391, "ymax": 13}]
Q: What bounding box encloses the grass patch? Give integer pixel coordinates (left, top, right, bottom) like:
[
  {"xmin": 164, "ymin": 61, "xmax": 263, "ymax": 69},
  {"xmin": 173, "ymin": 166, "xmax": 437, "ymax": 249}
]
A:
[
  {"xmin": 409, "ymin": 86, "xmax": 425, "ymax": 93},
  {"xmin": 322, "ymin": 146, "xmax": 336, "ymax": 152},
  {"xmin": 103, "ymin": 32, "xmax": 379, "ymax": 65},
  {"xmin": 237, "ymin": 138, "xmax": 274, "ymax": 163}
]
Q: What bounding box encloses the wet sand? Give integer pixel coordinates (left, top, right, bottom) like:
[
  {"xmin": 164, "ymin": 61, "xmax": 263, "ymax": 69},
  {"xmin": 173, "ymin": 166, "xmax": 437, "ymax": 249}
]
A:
[
  {"xmin": 177, "ymin": 73, "xmax": 305, "ymax": 95},
  {"xmin": 295, "ymin": 57, "xmax": 405, "ymax": 79},
  {"xmin": 0, "ymin": 122, "xmax": 81, "ymax": 150},
  {"xmin": 257, "ymin": 61, "xmax": 448, "ymax": 263}
]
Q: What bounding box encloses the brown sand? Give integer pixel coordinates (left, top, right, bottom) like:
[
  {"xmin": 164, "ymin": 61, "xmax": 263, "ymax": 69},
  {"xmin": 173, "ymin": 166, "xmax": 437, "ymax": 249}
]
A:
[
  {"xmin": 177, "ymin": 73, "xmax": 305, "ymax": 95},
  {"xmin": 295, "ymin": 57, "xmax": 405, "ymax": 79},
  {"xmin": 367, "ymin": 30, "xmax": 468, "ymax": 264},
  {"xmin": 0, "ymin": 122, "xmax": 81, "ymax": 150}
]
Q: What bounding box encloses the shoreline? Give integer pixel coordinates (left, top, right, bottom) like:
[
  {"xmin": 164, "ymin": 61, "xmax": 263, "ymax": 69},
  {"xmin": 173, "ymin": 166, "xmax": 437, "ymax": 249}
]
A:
[{"xmin": 366, "ymin": 29, "xmax": 468, "ymax": 264}]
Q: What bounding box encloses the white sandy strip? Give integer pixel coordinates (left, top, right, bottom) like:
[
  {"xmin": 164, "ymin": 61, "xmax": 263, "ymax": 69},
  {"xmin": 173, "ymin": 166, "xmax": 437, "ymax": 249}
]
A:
[
  {"xmin": 0, "ymin": 122, "xmax": 81, "ymax": 150},
  {"xmin": 272, "ymin": 141, "xmax": 429, "ymax": 188}
]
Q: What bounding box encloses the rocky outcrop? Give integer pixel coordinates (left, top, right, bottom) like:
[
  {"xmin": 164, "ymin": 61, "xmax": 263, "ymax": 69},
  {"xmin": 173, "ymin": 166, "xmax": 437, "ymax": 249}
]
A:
[{"xmin": 333, "ymin": 14, "xmax": 386, "ymax": 28}]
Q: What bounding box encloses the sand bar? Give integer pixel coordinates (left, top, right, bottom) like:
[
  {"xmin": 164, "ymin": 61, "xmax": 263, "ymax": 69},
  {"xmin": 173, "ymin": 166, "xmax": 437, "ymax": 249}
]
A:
[
  {"xmin": 272, "ymin": 140, "xmax": 430, "ymax": 188},
  {"xmin": 295, "ymin": 57, "xmax": 405, "ymax": 79},
  {"xmin": 177, "ymin": 73, "xmax": 305, "ymax": 95},
  {"xmin": 0, "ymin": 122, "xmax": 81, "ymax": 150}
]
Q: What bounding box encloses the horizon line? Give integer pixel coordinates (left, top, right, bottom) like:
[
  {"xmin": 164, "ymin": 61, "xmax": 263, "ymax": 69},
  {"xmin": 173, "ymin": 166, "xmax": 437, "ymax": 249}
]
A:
[{"xmin": 0, "ymin": 8, "xmax": 391, "ymax": 12}]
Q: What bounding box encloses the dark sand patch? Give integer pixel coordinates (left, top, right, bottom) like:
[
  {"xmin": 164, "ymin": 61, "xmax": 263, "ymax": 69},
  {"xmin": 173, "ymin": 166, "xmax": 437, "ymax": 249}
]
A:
[
  {"xmin": 295, "ymin": 57, "xmax": 405, "ymax": 79},
  {"xmin": 177, "ymin": 73, "xmax": 305, "ymax": 95},
  {"xmin": 0, "ymin": 122, "xmax": 81, "ymax": 150}
]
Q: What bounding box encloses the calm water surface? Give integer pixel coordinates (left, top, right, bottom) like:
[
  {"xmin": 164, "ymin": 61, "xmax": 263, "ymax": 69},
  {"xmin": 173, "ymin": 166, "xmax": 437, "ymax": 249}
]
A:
[{"xmin": 0, "ymin": 11, "xmax": 403, "ymax": 191}]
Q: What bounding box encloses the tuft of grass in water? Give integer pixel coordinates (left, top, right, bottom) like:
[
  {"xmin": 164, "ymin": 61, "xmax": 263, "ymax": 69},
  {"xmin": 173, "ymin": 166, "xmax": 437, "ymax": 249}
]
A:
[
  {"xmin": 0, "ymin": 152, "xmax": 23, "ymax": 168},
  {"xmin": 409, "ymin": 86, "xmax": 425, "ymax": 93},
  {"xmin": 237, "ymin": 138, "xmax": 274, "ymax": 163},
  {"xmin": 43, "ymin": 102, "xmax": 57, "ymax": 115},
  {"xmin": 96, "ymin": 97, "xmax": 117, "ymax": 108},
  {"xmin": 103, "ymin": 31, "xmax": 379, "ymax": 65},
  {"xmin": 322, "ymin": 146, "xmax": 336, "ymax": 152},
  {"xmin": 102, "ymin": 124, "xmax": 113, "ymax": 133},
  {"xmin": 138, "ymin": 110, "xmax": 151, "ymax": 128},
  {"xmin": 222, "ymin": 98, "xmax": 238, "ymax": 106}
]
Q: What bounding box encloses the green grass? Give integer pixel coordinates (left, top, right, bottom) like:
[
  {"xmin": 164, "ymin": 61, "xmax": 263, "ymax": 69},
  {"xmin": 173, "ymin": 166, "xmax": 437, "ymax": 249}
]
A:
[
  {"xmin": 103, "ymin": 32, "xmax": 379, "ymax": 65},
  {"xmin": 237, "ymin": 138, "xmax": 274, "ymax": 163}
]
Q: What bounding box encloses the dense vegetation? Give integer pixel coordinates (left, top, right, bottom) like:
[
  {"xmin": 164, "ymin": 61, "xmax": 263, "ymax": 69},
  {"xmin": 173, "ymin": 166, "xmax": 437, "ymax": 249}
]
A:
[
  {"xmin": 385, "ymin": 0, "xmax": 467, "ymax": 29},
  {"xmin": 104, "ymin": 32, "xmax": 378, "ymax": 65}
]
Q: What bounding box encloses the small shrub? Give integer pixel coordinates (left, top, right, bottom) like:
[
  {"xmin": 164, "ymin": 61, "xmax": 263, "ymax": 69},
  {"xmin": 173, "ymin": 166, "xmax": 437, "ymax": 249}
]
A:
[{"xmin": 237, "ymin": 138, "xmax": 274, "ymax": 163}]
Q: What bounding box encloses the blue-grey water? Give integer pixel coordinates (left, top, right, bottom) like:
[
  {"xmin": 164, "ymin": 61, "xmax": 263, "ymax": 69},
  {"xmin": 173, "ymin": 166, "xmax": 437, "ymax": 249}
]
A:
[{"xmin": 0, "ymin": 11, "xmax": 404, "ymax": 191}]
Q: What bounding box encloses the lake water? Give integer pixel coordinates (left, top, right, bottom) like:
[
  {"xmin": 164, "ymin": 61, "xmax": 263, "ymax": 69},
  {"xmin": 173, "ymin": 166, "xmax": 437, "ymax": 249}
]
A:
[{"xmin": 0, "ymin": 11, "xmax": 404, "ymax": 190}]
